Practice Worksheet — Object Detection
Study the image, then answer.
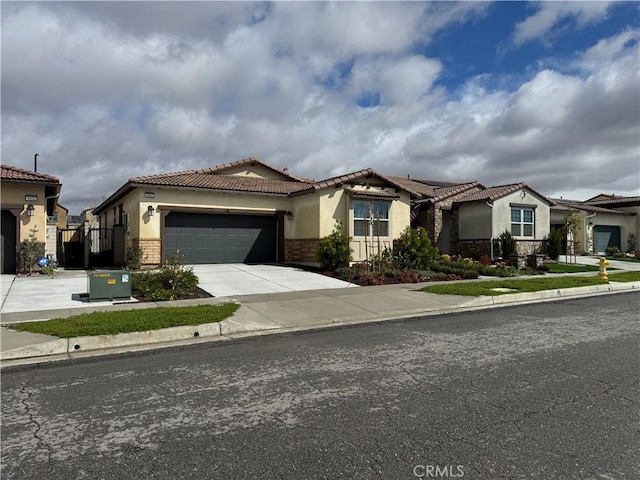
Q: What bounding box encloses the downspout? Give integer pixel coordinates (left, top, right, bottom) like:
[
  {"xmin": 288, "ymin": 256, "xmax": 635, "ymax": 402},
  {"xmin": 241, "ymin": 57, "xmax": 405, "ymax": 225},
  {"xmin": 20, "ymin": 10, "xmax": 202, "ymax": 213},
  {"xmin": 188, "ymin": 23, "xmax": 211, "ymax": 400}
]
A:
[
  {"xmin": 486, "ymin": 201, "xmax": 494, "ymax": 260},
  {"xmin": 584, "ymin": 212, "xmax": 596, "ymax": 254},
  {"xmin": 44, "ymin": 192, "xmax": 60, "ymax": 219}
]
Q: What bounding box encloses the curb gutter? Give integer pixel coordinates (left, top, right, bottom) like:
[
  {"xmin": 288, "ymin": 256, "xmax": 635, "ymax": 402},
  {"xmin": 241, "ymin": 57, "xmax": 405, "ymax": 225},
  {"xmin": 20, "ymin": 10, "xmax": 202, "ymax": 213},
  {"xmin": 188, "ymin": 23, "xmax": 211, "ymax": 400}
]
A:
[{"xmin": 1, "ymin": 282, "xmax": 638, "ymax": 365}]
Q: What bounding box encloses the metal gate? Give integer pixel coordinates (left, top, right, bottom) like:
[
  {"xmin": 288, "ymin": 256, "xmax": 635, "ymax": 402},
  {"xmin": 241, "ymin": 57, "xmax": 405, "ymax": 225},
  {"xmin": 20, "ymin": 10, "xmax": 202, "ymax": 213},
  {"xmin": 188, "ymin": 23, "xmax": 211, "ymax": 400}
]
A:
[
  {"xmin": 57, "ymin": 228, "xmax": 84, "ymax": 268},
  {"xmin": 88, "ymin": 228, "xmax": 114, "ymax": 267},
  {"xmin": 57, "ymin": 227, "xmax": 115, "ymax": 268}
]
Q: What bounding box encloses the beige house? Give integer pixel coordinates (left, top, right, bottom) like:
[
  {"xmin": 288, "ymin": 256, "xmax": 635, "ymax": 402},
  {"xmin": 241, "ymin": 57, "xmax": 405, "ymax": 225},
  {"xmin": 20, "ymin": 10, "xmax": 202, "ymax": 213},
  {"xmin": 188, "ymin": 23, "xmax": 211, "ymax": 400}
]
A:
[
  {"xmin": 551, "ymin": 195, "xmax": 639, "ymax": 254},
  {"xmin": 402, "ymin": 177, "xmax": 553, "ymax": 259},
  {"xmin": 452, "ymin": 183, "xmax": 554, "ymax": 259},
  {"xmin": 92, "ymin": 157, "xmax": 412, "ymax": 266},
  {"xmin": 1, "ymin": 165, "xmax": 61, "ymax": 273}
]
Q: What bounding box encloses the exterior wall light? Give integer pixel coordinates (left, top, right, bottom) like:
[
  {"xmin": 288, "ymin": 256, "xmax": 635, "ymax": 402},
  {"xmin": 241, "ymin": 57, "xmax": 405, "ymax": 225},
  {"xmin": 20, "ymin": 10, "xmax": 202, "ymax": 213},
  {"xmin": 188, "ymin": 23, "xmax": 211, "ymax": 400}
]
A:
[
  {"xmin": 286, "ymin": 211, "xmax": 293, "ymax": 220},
  {"xmin": 26, "ymin": 204, "xmax": 35, "ymax": 217},
  {"xmin": 147, "ymin": 205, "xmax": 155, "ymax": 216}
]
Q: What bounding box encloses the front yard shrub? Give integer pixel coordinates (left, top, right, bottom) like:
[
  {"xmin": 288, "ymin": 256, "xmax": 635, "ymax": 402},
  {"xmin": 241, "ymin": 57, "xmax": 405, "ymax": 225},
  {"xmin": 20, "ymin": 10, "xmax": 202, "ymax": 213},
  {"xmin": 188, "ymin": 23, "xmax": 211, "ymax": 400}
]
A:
[
  {"xmin": 41, "ymin": 264, "xmax": 58, "ymax": 278},
  {"xmin": 17, "ymin": 227, "xmax": 45, "ymax": 275},
  {"xmin": 126, "ymin": 246, "xmax": 146, "ymax": 269},
  {"xmin": 317, "ymin": 220, "xmax": 352, "ymax": 271},
  {"xmin": 605, "ymin": 245, "xmax": 621, "ymax": 257},
  {"xmin": 393, "ymin": 227, "xmax": 439, "ymax": 269},
  {"xmin": 498, "ymin": 230, "xmax": 517, "ymax": 258},
  {"xmin": 133, "ymin": 254, "xmax": 200, "ymax": 301},
  {"xmin": 542, "ymin": 228, "xmax": 563, "ymax": 260},
  {"xmin": 429, "ymin": 259, "xmax": 479, "ymax": 279}
]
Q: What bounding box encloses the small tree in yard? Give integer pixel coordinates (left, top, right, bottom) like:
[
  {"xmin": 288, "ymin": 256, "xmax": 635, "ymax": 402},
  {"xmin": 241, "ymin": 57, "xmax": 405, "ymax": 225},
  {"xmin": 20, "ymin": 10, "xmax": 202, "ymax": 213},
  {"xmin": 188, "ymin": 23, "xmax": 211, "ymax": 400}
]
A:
[
  {"xmin": 498, "ymin": 230, "xmax": 517, "ymax": 258},
  {"xmin": 317, "ymin": 220, "xmax": 352, "ymax": 271},
  {"xmin": 543, "ymin": 228, "xmax": 563, "ymax": 261},
  {"xmin": 17, "ymin": 227, "xmax": 45, "ymax": 275},
  {"xmin": 392, "ymin": 227, "xmax": 439, "ymax": 269}
]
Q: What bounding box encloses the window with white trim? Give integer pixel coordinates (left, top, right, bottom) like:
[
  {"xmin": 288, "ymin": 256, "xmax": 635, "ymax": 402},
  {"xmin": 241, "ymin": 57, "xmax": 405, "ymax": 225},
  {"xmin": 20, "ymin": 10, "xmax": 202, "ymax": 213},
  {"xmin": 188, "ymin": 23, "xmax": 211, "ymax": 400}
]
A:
[
  {"xmin": 353, "ymin": 200, "xmax": 390, "ymax": 237},
  {"xmin": 511, "ymin": 207, "xmax": 534, "ymax": 237}
]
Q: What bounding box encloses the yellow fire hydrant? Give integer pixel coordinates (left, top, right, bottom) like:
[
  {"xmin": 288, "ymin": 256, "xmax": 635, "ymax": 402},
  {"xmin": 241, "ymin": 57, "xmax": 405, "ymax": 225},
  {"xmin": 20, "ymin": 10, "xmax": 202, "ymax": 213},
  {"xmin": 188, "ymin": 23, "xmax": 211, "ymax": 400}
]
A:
[{"xmin": 598, "ymin": 256, "xmax": 610, "ymax": 281}]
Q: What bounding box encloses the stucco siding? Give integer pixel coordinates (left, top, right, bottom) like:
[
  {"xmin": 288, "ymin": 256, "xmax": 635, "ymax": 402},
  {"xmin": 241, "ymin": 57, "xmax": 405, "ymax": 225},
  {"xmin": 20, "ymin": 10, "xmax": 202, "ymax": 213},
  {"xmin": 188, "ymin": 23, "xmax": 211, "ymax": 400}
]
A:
[
  {"xmin": 492, "ymin": 191, "xmax": 550, "ymax": 240},
  {"xmin": 588, "ymin": 213, "xmax": 637, "ymax": 252},
  {"xmin": 0, "ymin": 182, "xmax": 48, "ymax": 243},
  {"xmin": 292, "ymin": 192, "xmax": 320, "ymax": 239}
]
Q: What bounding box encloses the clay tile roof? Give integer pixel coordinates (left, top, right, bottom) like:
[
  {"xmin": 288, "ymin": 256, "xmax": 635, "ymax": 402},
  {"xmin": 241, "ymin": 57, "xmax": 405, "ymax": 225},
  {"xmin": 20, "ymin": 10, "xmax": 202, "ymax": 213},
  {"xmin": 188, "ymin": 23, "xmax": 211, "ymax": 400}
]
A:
[
  {"xmin": 1, "ymin": 164, "xmax": 60, "ymax": 183},
  {"xmin": 131, "ymin": 172, "xmax": 308, "ymax": 196},
  {"xmin": 349, "ymin": 190, "xmax": 401, "ymax": 200},
  {"xmin": 290, "ymin": 168, "xmax": 421, "ymax": 197},
  {"xmin": 385, "ymin": 176, "xmax": 436, "ymax": 198},
  {"xmin": 424, "ymin": 181, "xmax": 484, "ymax": 203},
  {"xmin": 585, "ymin": 196, "xmax": 640, "ymax": 206},
  {"xmin": 455, "ymin": 182, "xmax": 555, "ymax": 204},
  {"xmin": 551, "ymin": 198, "xmax": 636, "ymax": 215},
  {"xmin": 197, "ymin": 156, "xmax": 313, "ymax": 183}
]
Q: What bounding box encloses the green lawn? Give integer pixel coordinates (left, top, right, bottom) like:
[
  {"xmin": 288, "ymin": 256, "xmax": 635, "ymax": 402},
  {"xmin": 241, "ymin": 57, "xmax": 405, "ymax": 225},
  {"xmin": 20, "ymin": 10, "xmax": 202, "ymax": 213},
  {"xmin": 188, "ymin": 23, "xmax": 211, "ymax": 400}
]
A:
[
  {"xmin": 420, "ymin": 273, "xmax": 640, "ymax": 297},
  {"xmin": 607, "ymin": 256, "xmax": 640, "ymax": 263},
  {"xmin": 9, "ymin": 303, "xmax": 240, "ymax": 338},
  {"xmin": 607, "ymin": 271, "xmax": 640, "ymax": 283},
  {"xmin": 544, "ymin": 262, "xmax": 601, "ymax": 273}
]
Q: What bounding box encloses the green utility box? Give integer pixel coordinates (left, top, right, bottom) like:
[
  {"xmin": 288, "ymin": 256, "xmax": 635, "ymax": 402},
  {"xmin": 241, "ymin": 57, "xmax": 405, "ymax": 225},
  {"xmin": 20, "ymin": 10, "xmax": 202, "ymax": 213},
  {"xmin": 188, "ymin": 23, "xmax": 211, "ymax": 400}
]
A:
[{"xmin": 87, "ymin": 270, "xmax": 132, "ymax": 302}]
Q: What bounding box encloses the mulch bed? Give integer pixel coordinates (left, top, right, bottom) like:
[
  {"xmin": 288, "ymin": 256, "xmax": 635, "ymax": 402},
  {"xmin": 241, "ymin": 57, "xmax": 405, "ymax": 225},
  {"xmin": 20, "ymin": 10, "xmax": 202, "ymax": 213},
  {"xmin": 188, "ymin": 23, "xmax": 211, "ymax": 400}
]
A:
[{"xmin": 131, "ymin": 286, "xmax": 213, "ymax": 303}]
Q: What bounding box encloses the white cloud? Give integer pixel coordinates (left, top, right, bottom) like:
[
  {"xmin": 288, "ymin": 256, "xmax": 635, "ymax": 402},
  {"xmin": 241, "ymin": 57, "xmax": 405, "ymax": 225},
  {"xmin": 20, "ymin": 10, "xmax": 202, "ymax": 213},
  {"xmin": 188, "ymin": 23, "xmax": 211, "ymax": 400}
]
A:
[
  {"xmin": 513, "ymin": 1, "xmax": 614, "ymax": 46},
  {"xmin": 1, "ymin": 2, "xmax": 638, "ymax": 214}
]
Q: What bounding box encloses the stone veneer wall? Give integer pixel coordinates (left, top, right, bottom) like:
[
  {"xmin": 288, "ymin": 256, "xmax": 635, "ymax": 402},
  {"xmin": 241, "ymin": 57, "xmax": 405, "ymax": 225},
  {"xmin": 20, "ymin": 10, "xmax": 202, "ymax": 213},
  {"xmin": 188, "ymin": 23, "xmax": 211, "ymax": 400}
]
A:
[
  {"xmin": 456, "ymin": 239, "xmax": 544, "ymax": 260},
  {"xmin": 285, "ymin": 238, "xmax": 321, "ymax": 263},
  {"xmin": 515, "ymin": 240, "xmax": 544, "ymax": 256},
  {"xmin": 133, "ymin": 238, "xmax": 162, "ymax": 266},
  {"xmin": 45, "ymin": 221, "xmax": 58, "ymax": 261}
]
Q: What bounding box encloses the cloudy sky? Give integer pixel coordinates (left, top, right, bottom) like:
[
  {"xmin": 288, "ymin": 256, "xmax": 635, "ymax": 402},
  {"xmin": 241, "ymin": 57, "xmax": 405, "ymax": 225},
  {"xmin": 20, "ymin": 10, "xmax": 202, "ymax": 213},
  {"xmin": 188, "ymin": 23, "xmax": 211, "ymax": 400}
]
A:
[{"xmin": 2, "ymin": 1, "xmax": 639, "ymax": 214}]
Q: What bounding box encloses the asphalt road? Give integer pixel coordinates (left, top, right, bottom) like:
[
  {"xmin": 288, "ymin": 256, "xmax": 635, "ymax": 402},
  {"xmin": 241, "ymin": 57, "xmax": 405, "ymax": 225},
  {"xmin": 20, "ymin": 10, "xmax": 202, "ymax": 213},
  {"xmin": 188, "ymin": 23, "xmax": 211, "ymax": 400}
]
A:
[{"xmin": 2, "ymin": 293, "xmax": 639, "ymax": 480}]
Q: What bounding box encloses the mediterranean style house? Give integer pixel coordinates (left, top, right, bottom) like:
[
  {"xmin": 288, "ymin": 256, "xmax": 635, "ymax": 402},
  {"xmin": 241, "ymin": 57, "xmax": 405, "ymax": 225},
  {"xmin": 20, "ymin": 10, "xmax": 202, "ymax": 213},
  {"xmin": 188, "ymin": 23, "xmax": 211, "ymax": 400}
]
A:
[
  {"xmin": 1, "ymin": 165, "xmax": 61, "ymax": 273},
  {"xmin": 92, "ymin": 157, "xmax": 413, "ymax": 266},
  {"xmin": 551, "ymin": 195, "xmax": 640, "ymax": 254},
  {"xmin": 87, "ymin": 156, "xmax": 638, "ymax": 267}
]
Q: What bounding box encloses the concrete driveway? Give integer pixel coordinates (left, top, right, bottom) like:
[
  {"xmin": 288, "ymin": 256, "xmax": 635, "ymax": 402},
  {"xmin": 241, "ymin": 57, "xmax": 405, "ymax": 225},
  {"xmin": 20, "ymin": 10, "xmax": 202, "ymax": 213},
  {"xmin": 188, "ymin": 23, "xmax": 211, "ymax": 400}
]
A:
[
  {"xmin": 192, "ymin": 264, "xmax": 357, "ymax": 297},
  {"xmin": 558, "ymin": 255, "xmax": 640, "ymax": 270},
  {"xmin": 0, "ymin": 264, "xmax": 356, "ymax": 316}
]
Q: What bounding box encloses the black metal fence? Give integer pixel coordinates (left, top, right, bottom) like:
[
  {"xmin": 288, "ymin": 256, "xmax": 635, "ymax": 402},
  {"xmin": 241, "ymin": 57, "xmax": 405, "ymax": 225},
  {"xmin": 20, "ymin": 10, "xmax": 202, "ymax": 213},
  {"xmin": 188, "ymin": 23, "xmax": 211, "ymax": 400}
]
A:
[{"xmin": 57, "ymin": 227, "xmax": 115, "ymax": 268}]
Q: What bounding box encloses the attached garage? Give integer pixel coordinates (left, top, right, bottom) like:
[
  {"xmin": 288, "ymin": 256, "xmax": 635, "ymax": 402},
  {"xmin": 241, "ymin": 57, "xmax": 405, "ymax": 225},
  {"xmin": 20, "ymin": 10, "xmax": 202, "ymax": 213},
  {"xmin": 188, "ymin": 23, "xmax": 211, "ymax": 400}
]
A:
[
  {"xmin": 593, "ymin": 225, "xmax": 621, "ymax": 253},
  {"xmin": 163, "ymin": 212, "xmax": 278, "ymax": 264},
  {"xmin": 1, "ymin": 210, "xmax": 17, "ymax": 274}
]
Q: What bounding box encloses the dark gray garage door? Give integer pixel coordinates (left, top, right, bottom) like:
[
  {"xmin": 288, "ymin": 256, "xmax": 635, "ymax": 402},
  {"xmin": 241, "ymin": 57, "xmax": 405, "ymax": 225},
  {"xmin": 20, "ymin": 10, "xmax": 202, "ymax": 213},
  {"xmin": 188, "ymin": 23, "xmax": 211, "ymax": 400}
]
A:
[
  {"xmin": 593, "ymin": 225, "xmax": 621, "ymax": 253},
  {"xmin": 163, "ymin": 212, "xmax": 277, "ymax": 264},
  {"xmin": 1, "ymin": 210, "xmax": 17, "ymax": 274}
]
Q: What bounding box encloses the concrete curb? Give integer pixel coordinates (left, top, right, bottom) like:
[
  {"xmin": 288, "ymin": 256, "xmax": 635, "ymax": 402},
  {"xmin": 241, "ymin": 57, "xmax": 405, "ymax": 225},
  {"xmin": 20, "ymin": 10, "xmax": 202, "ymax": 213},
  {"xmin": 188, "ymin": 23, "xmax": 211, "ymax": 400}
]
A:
[
  {"xmin": 459, "ymin": 281, "xmax": 639, "ymax": 307},
  {"xmin": 1, "ymin": 281, "xmax": 638, "ymax": 365},
  {"xmin": 1, "ymin": 322, "xmax": 222, "ymax": 361}
]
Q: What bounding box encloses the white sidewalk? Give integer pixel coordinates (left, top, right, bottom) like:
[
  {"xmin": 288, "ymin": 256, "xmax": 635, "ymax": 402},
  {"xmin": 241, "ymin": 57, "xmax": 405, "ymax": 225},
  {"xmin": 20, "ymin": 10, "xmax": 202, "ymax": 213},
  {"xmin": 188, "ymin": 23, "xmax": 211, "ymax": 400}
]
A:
[{"xmin": 558, "ymin": 255, "xmax": 640, "ymax": 271}]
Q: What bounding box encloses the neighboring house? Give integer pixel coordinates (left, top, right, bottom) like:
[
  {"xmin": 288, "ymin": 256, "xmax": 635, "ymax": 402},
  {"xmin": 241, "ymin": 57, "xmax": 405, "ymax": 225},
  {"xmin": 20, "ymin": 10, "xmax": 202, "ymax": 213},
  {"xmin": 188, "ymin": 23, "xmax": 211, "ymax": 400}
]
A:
[
  {"xmin": 551, "ymin": 195, "xmax": 639, "ymax": 254},
  {"xmin": 67, "ymin": 215, "xmax": 84, "ymax": 229},
  {"xmin": 400, "ymin": 177, "xmax": 552, "ymax": 259},
  {"xmin": 81, "ymin": 207, "xmax": 99, "ymax": 228},
  {"xmin": 92, "ymin": 157, "xmax": 413, "ymax": 267},
  {"xmin": 1, "ymin": 165, "xmax": 61, "ymax": 273},
  {"xmin": 451, "ymin": 183, "xmax": 553, "ymax": 259},
  {"xmin": 389, "ymin": 176, "xmax": 485, "ymax": 253},
  {"xmin": 56, "ymin": 204, "xmax": 69, "ymax": 229}
]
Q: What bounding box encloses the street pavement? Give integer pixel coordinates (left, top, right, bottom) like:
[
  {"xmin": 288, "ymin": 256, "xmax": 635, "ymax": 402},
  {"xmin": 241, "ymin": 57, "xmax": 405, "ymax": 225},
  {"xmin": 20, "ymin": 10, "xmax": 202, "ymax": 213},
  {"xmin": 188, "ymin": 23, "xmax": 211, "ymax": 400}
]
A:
[
  {"xmin": 2, "ymin": 295, "xmax": 638, "ymax": 479},
  {"xmin": 1, "ymin": 258, "xmax": 638, "ymax": 366}
]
